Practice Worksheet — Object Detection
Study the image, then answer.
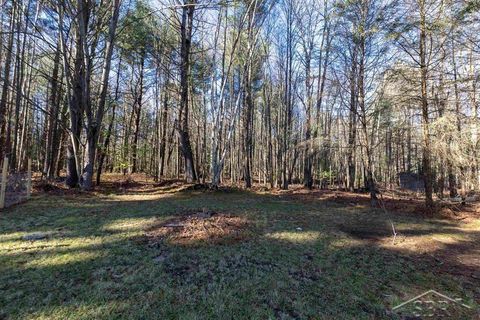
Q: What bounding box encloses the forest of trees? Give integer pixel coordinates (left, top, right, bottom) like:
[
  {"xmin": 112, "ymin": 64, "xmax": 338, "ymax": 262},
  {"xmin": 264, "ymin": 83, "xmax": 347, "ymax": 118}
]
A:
[{"xmin": 1, "ymin": 0, "xmax": 480, "ymax": 209}]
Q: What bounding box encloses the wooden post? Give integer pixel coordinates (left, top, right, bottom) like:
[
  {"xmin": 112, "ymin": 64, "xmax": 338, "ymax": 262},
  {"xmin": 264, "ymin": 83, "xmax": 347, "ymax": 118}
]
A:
[
  {"xmin": 0, "ymin": 157, "xmax": 8, "ymax": 209},
  {"xmin": 27, "ymin": 158, "xmax": 32, "ymax": 199}
]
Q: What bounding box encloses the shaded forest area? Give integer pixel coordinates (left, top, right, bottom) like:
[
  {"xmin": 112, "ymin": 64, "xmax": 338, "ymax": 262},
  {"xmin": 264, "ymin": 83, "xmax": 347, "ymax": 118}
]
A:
[{"xmin": 1, "ymin": 0, "xmax": 480, "ymax": 210}]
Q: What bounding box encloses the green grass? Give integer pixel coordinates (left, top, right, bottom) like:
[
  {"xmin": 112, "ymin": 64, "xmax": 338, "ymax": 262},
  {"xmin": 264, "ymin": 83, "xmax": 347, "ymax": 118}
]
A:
[{"xmin": 0, "ymin": 188, "xmax": 478, "ymax": 319}]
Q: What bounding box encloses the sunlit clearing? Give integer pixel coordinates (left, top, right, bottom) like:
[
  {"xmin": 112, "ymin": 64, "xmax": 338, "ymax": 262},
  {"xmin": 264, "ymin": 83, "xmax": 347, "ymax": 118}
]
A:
[
  {"xmin": 23, "ymin": 300, "xmax": 130, "ymax": 320},
  {"xmin": 108, "ymin": 193, "xmax": 176, "ymax": 202},
  {"xmin": 102, "ymin": 217, "xmax": 158, "ymax": 233},
  {"xmin": 25, "ymin": 251, "xmax": 100, "ymax": 268},
  {"xmin": 264, "ymin": 231, "xmax": 322, "ymax": 243},
  {"xmin": 0, "ymin": 232, "xmax": 27, "ymax": 242}
]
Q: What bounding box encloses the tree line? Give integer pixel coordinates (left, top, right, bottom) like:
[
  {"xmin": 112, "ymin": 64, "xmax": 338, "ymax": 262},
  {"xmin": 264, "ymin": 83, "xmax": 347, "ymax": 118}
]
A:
[{"xmin": 0, "ymin": 0, "xmax": 479, "ymax": 209}]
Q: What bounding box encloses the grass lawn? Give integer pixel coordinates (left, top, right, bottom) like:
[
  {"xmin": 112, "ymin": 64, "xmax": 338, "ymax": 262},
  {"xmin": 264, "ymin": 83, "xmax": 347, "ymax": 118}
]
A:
[{"xmin": 0, "ymin": 180, "xmax": 479, "ymax": 319}]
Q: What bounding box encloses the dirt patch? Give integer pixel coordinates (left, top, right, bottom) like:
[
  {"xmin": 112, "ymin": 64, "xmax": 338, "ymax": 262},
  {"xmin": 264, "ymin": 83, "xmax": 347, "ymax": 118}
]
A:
[
  {"xmin": 154, "ymin": 179, "xmax": 184, "ymax": 187},
  {"xmin": 117, "ymin": 176, "xmax": 143, "ymax": 189},
  {"xmin": 338, "ymin": 224, "xmax": 392, "ymax": 241},
  {"xmin": 273, "ymin": 185, "xmax": 480, "ymax": 220},
  {"xmin": 435, "ymin": 202, "xmax": 480, "ymax": 220},
  {"xmin": 180, "ymin": 183, "xmax": 212, "ymax": 191},
  {"xmin": 33, "ymin": 179, "xmax": 67, "ymax": 195},
  {"xmin": 275, "ymin": 187, "xmax": 424, "ymax": 211},
  {"xmin": 144, "ymin": 210, "xmax": 252, "ymax": 246},
  {"xmin": 180, "ymin": 183, "xmax": 241, "ymax": 193}
]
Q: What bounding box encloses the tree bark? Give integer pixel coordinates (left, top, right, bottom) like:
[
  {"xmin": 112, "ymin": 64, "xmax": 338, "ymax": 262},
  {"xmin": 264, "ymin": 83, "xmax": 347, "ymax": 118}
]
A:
[
  {"xmin": 97, "ymin": 55, "xmax": 122, "ymax": 185},
  {"xmin": 81, "ymin": 0, "xmax": 121, "ymax": 189},
  {"xmin": 347, "ymin": 44, "xmax": 358, "ymax": 192},
  {"xmin": 0, "ymin": 3, "xmax": 16, "ymax": 160},
  {"xmin": 131, "ymin": 55, "xmax": 145, "ymax": 174},
  {"xmin": 177, "ymin": 0, "xmax": 197, "ymax": 183},
  {"xmin": 419, "ymin": 1, "xmax": 434, "ymax": 209}
]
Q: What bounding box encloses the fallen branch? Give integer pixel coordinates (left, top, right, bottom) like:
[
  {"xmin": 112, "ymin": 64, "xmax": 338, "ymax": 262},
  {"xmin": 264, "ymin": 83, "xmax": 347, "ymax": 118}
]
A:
[{"xmin": 390, "ymin": 220, "xmax": 397, "ymax": 245}]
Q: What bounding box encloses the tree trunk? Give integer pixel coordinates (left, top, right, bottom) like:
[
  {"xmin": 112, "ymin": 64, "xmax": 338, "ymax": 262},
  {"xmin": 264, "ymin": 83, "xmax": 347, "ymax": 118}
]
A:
[
  {"xmin": 177, "ymin": 0, "xmax": 197, "ymax": 183},
  {"xmin": 0, "ymin": 3, "xmax": 16, "ymax": 160},
  {"xmin": 347, "ymin": 45, "xmax": 358, "ymax": 192},
  {"xmin": 243, "ymin": 65, "xmax": 254, "ymax": 188},
  {"xmin": 419, "ymin": 1, "xmax": 434, "ymax": 209},
  {"xmin": 44, "ymin": 41, "xmax": 62, "ymax": 179},
  {"xmin": 81, "ymin": 0, "xmax": 121, "ymax": 189},
  {"xmin": 131, "ymin": 55, "xmax": 145, "ymax": 174}
]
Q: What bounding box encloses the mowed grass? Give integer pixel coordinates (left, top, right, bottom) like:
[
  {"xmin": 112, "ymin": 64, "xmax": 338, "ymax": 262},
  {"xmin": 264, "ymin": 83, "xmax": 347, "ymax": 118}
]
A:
[{"xmin": 0, "ymin": 186, "xmax": 478, "ymax": 319}]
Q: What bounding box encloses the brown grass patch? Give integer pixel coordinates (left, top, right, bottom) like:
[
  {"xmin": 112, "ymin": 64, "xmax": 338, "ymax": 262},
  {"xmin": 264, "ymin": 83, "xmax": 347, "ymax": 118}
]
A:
[{"xmin": 144, "ymin": 211, "xmax": 252, "ymax": 246}]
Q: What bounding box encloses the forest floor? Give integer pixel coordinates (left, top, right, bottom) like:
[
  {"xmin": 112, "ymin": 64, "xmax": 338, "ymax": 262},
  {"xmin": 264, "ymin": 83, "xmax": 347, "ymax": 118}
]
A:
[{"xmin": 0, "ymin": 174, "xmax": 479, "ymax": 319}]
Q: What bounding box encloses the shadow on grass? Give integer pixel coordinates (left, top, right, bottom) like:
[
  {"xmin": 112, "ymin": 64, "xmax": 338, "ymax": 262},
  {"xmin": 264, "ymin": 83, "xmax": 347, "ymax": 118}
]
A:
[{"xmin": 0, "ymin": 188, "xmax": 478, "ymax": 319}]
